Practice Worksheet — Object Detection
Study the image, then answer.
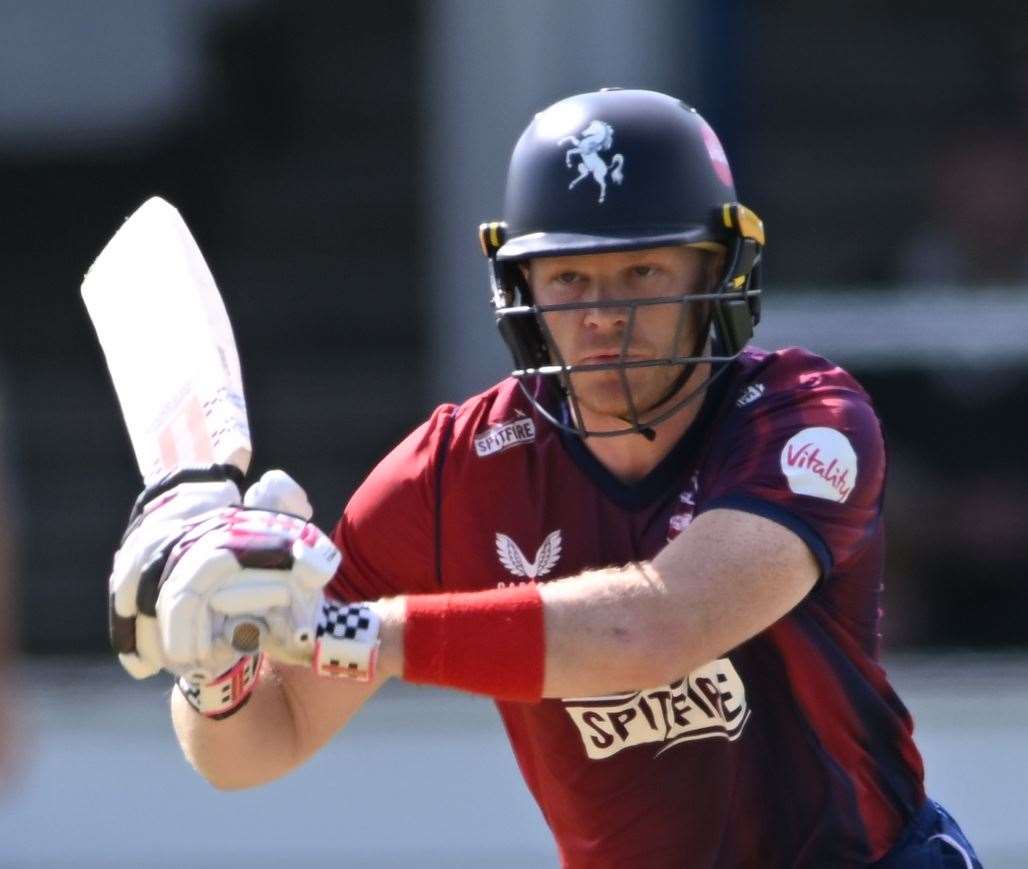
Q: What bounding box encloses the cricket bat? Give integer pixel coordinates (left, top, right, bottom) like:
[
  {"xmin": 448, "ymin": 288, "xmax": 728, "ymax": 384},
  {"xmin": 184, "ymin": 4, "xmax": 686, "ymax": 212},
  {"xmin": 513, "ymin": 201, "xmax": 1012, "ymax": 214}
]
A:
[
  {"xmin": 84, "ymin": 197, "xmax": 270, "ymax": 657},
  {"xmin": 82, "ymin": 197, "xmax": 251, "ymax": 484}
]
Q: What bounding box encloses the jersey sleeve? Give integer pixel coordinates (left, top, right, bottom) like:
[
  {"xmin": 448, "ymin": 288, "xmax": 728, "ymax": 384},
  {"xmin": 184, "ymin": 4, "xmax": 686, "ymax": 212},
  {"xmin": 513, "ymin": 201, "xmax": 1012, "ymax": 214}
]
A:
[
  {"xmin": 325, "ymin": 403, "xmax": 457, "ymax": 603},
  {"xmin": 699, "ymin": 379, "xmax": 885, "ymax": 577}
]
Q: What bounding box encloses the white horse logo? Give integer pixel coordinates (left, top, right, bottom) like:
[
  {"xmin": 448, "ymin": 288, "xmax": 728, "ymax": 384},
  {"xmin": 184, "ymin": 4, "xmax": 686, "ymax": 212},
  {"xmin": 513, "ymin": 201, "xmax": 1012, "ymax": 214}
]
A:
[{"xmin": 559, "ymin": 120, "xmax": 625, "ymax": 203}]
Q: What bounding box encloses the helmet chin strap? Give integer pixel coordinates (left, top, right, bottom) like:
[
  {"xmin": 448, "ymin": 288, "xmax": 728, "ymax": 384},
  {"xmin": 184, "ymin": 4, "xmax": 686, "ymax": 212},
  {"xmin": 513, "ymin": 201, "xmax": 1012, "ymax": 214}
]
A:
[{"xmin": 623, "ymin": 360, "xmax": 696, "ymax": 441}]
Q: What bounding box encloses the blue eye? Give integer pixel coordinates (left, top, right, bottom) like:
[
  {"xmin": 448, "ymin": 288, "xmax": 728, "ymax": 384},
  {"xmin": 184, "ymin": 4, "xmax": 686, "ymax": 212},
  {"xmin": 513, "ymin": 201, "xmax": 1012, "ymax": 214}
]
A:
[{"xmin": 632, "ymin": 265, "xmax": 656, "ymax": 277}]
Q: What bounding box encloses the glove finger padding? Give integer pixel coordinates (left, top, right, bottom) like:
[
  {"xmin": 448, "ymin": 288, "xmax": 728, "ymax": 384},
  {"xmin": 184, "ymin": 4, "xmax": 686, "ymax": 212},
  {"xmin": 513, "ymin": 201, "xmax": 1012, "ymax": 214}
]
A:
[
  {"xmin": 243, "ymin": 469, "xmax": 313, "ymax": 520},
  {"xmin": 110, "ymin": 544, "xmax": 158, "ymax": 678},
  {"xmin": 209, "ymin": 578, "xmax": 292, "ymax": 616},
  {"xmin": 290, "ymin": 532, "xmax": 343, "ymax": 590},
  {"xmin": 109, "ymin": 475, "xmax": 242, "ymax": 679},
  {"xmin": 157, "ymin": 548, "xmax": 242, "ymax": 680}
]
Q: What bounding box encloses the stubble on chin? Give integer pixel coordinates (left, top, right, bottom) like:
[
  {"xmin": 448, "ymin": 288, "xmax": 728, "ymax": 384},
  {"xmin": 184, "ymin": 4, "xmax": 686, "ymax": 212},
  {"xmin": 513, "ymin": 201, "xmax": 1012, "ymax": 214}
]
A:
[{"xmin": 569, "ymin": 366, "xmax": 682, "ymax": 421}]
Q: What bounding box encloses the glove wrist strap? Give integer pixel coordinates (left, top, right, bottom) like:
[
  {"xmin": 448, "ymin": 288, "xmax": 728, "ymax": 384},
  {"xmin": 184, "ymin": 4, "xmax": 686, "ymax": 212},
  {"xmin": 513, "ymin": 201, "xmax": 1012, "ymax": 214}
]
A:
[
  {"xmin": 313, "ymin": 603, "xmax": 381, "ymax": 681},
  {"xmin": 177, "ymin": 653, "xmax": 263, "ymax": 719}
]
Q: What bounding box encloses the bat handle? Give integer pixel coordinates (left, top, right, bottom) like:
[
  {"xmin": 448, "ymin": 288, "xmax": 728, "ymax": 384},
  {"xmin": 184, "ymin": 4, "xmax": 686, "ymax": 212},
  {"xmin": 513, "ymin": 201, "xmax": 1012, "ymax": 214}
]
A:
[
  {"xmin": 223, "ymin": 617, "xmax": 318, "ymax": 662},
  {"xmin": 225, "ymin": 617, "xmax": 266, "ymax": 654}
]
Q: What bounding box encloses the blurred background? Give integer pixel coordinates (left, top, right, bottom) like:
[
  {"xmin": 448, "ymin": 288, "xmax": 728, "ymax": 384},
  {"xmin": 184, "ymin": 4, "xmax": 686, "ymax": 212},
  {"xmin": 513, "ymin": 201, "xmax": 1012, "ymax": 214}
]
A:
[{"xmin": 0, "ymin": 1, "xmax": 1025, "ymax": 865}]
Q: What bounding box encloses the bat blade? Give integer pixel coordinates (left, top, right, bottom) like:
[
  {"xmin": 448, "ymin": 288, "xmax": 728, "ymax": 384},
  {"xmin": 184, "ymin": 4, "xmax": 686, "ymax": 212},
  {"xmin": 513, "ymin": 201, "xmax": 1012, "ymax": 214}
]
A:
[{"xmin": 82, "ymin": 197, "xmax": 251, "ymax": 485}]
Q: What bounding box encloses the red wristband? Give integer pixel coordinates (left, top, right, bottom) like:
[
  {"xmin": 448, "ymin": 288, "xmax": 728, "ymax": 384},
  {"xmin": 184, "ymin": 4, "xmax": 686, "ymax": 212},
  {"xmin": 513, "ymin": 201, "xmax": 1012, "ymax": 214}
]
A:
[{"xmin": 403, "ymin": 584, "xmax": 544, "ymax": 702}]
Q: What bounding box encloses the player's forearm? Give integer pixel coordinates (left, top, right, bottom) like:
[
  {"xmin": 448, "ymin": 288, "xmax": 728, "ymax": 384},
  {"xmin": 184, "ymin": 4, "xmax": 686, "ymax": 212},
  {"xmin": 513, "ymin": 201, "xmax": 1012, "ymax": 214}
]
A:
[
  {"xmin": 373, "ymin": 510, "xmax": 818, "ymax": 701},
  {"xmin": 171, "ymin": 660, "xmax": 304, "ymax": 790},
  {"xmin": 538, "ymin": 562, "xmax": 687, "ymax": 696},
  {"xmin": 171, "ymin": 657, "xmax": 380, "ymax": 790},
  {"xmin": 540, "ymin": 509, "xmax": 819, "ymax": 696}
]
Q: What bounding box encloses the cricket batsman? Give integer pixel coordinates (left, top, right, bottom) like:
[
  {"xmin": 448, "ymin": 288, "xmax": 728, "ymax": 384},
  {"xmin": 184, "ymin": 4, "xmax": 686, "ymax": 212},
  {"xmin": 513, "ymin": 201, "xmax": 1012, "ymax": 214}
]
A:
[{"xmin": 108, "ymin": 89, "xmax": 981, "ymax": 867}]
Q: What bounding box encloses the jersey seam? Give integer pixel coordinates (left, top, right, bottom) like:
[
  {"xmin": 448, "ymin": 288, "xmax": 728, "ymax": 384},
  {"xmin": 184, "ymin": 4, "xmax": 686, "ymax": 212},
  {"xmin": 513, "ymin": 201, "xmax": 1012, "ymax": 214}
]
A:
[{"xmin": 433, "ymin": 408, "xmax": 458, "ymax": 590}]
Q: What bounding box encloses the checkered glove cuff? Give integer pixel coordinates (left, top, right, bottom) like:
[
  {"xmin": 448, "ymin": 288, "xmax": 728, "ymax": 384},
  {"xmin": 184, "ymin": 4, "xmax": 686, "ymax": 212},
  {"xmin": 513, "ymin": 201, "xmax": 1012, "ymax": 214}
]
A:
[
  {"xmin": 177, "ymin": 653, "xmax": 262, "ymax": 720},
  {"xmin": 313, "ymin": 602, "xmax": 381, "ymax": 681}
]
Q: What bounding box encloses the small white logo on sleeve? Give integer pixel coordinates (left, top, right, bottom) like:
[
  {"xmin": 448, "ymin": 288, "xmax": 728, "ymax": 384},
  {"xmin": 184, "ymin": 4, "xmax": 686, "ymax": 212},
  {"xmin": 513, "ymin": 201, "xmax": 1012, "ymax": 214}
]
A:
[
  {"xmin": 780, "ymin": 427, "xmax": 857, "ymax": 503},
  {"xmin": 474, "ymin": 417, "xmax": 536, "ymax": 457},
  {"xmin": 735, "ymin": 383, "xmax": 765, "ymax": 408}
]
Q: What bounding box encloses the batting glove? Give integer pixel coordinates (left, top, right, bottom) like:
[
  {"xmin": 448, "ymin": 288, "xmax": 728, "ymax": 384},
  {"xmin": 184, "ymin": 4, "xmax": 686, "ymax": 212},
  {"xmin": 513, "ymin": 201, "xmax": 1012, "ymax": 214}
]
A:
[
  {"xmin": 110, "ymin": 468, "xmax": 378, "ymax": 718},
  {"xmin": 157, "ymin": 505, "xmax": 343, "ymax": 716},
  {"xmin": 108, "ymin": 466, "xmax": 326, "ymax": 711},
  {"xmin": 109, "ymin": 465, "xmax": 246, "ymax": 681}
]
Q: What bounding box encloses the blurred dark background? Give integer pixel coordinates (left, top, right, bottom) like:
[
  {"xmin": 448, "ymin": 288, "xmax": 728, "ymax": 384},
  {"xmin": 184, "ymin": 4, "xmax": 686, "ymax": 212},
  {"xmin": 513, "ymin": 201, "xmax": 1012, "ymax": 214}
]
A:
[{"xmin": 0, "ymin": 0, "xmax": 1025, "ymax": 655}]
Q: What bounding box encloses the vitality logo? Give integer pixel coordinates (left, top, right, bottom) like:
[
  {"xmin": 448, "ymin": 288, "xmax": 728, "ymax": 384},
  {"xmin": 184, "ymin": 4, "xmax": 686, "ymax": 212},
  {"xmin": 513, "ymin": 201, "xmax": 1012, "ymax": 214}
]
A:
[{"xmin": 780, "ymin": 427, "xmax": 858, "ymax": 503}]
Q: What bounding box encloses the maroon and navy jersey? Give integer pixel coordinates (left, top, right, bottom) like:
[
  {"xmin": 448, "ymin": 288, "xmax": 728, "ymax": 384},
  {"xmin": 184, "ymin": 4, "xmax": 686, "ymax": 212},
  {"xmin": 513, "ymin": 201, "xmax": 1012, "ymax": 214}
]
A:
[{"xmin": 327, "ymin": 346, "xmax": 925, "ymax": 868}]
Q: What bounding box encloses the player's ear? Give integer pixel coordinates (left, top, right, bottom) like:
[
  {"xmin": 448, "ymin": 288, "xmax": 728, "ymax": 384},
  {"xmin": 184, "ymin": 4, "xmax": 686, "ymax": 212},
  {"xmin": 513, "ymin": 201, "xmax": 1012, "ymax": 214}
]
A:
[{"xmin": 705, "ymin": 249, "xmax": 727, "ymax": 291}]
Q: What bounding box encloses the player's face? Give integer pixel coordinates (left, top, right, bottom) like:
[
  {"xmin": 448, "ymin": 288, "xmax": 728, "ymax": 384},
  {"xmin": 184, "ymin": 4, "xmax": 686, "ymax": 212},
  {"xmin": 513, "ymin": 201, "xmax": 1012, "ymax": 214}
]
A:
[{"xmin": 526, "ymin": 246, "xmax": 720, "ymax": 422}]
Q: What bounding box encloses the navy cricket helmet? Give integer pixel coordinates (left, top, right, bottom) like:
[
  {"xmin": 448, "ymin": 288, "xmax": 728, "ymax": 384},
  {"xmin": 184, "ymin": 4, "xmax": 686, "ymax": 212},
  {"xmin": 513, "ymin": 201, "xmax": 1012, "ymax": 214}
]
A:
[{"xmin": 480, "ymin": 88, "xmax": 765, "ymax": 439}]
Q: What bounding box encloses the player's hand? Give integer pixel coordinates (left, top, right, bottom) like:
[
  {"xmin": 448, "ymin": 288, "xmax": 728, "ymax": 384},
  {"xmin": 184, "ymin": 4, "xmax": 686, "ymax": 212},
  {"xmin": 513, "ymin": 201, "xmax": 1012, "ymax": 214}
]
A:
[
  {"xmin": 109, "ymin": 467, "xmax": 322, "ymax": 681},
  {"xmin": 158, "ymin": 509, "xmax": 382, "ymax": 702},
  {"xmin": 109, "ymin": 469, "xmax": 244, "ymax": 680},
  {"xmin": 155, "ymin": 506, "xmax": 340, "ymax": 674},
  {"xmin": 110, "ymin": 469, "xmax": 380, "ymax": 716}
]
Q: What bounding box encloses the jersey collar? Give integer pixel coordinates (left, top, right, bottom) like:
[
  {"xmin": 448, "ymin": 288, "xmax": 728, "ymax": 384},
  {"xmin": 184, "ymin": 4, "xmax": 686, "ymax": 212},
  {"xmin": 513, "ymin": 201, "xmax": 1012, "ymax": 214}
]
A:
[{"xmin": 557, "ymin": 361, "xmax": 736, "ymax": 511}]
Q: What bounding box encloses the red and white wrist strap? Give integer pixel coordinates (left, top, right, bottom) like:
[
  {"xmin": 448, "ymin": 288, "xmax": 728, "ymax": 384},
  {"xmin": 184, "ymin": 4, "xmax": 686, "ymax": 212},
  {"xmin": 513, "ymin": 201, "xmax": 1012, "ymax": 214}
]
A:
[
  {"xmin": 312, "ymin": 602, "xmax": 381, "ymax": 681},
  {"xmin": 177, "ymin": 653, "xmax": 263, "ymax": 719}
]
